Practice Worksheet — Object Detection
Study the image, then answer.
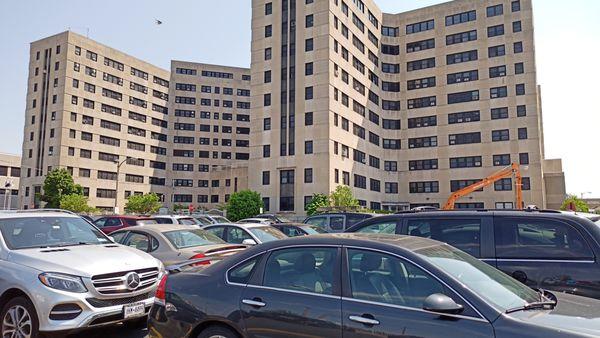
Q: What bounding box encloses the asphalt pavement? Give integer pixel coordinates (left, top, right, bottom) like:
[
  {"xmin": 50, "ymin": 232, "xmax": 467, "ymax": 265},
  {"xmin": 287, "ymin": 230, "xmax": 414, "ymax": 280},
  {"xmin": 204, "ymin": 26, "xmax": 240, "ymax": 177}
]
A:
[{"xmin": 57, "ymin": 325, "xmax": 148, "ymax": 338}]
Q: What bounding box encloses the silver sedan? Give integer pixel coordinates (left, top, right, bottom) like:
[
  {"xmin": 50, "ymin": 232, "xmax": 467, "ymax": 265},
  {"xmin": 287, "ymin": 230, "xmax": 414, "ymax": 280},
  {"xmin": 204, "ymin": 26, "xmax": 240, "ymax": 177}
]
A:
[{"xmin": 110, "ymin": 224, "xmax": 245, "ymax": 265}]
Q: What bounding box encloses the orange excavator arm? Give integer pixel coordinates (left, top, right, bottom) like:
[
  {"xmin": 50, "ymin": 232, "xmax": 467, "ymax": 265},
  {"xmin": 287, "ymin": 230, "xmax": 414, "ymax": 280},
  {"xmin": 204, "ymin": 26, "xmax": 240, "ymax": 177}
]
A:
[{"xmin": 442, "ymin": 163, "xmax": 523, "ymax": 210}]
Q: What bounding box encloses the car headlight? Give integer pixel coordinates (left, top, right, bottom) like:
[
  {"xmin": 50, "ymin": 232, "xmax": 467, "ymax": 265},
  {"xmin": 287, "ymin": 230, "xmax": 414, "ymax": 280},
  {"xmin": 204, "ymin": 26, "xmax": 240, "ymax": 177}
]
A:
[{"xmin": 39, "ymin": 273, "xmax": 88, "ymax": 293}]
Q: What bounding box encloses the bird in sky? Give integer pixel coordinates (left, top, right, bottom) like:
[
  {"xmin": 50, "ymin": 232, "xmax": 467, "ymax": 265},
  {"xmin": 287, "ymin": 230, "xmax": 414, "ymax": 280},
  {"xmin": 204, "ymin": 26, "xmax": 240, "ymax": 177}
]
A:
[{"xmin": 155, "ymin": 19, "xmax": 163, "ymax": 25}]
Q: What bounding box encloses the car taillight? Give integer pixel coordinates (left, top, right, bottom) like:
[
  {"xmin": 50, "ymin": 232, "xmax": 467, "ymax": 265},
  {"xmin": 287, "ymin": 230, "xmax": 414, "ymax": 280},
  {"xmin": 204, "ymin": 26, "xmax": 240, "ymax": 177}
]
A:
[
  {"xmin": 189, "ymin": 253, "xmax": 211, "ymax": 266},
  {"xmin": 155, "ymin": 274, "xmax": 168, "ymax": 306}
]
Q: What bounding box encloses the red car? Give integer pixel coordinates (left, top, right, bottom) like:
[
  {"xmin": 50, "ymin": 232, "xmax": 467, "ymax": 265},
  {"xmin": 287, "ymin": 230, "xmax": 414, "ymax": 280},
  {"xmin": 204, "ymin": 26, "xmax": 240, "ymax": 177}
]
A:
[{"xmin": 93, "ymin": 215, "xmax": 157, "ymax": 234}]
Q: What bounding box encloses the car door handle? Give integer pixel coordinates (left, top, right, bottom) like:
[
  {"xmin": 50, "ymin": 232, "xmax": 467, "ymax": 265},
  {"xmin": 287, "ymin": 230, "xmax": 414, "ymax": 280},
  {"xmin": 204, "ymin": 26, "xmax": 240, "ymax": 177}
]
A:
[
  {"xmin": 349, "ymin": 315, "xmax": 380, "ymax": 326},
  {"xmin": 242, "ymin": 299, "xmax": 266, "ymax": 307}
]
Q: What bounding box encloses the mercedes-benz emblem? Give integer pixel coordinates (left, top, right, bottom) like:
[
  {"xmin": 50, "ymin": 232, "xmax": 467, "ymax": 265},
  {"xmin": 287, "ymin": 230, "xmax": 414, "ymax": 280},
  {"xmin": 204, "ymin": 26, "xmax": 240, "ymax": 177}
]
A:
[{"xmin": 125, "ymin": 272, "xmax": 141, "ymax": 290}]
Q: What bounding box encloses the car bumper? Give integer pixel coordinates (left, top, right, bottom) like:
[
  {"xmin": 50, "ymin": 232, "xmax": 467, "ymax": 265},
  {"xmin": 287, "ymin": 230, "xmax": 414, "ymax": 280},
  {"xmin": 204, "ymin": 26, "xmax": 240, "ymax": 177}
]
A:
[{"xmin": 33, "ymin": 284, "xmax": 155, "ymax": 332}]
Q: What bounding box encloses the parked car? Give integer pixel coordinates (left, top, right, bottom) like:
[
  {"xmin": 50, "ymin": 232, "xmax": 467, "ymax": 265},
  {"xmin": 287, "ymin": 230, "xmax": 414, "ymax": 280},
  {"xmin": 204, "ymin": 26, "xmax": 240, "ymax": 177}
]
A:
[
  {"xmin": 346, "ymin": 209, "xmax": 600, "ymax": 301},
  {"xmin": 109, "ymin": 224, "xmax": 245, "ymax": 265},
  {"xmin": 237, "ymin": 217, "xmax": 272, "ymax": 225},
  {"xmin": 192, "ymin": 214, "xmax": 231, "ymax": 225},
  {"xmin": 203, "ymin": 223, "xmax": 287, "ymax": 245},
  {"xmin": 256, "ymin": 213, "xmax": 293, "ymax": 223},
  {"xmin": 152, "ymin": 215, "xmax": 201, "ymax": 226},
  {"xmin": 78, "ymin": 214, "xmax": 95, "ymax": 223},
  {"xmin": 93, "ymin": 215, "xmax": 157, "ymax": 234},
  {"xmin": 303, "ymin": 212, "xmax": 374, "ymax": 232},
  {"xmin": 0, "ymin": 210, "xmax": 163, "ymax": 337},
  {"xmin": 148, "ymin": 233, "xmax": 600, "ymax": 338},
  {"xmin": 271, "ymin": 222, "xmax": 329, "ymax": 237}
]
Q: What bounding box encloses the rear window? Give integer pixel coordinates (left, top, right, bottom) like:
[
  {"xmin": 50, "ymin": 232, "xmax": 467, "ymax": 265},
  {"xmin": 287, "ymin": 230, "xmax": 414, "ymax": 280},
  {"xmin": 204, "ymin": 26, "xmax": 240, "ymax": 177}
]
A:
[
  {"xmin": 305, "ymin": 216, "xmax": 327, "ymax": 227},
  {"xmin": 178, "ymin": 218, "xmax": 198, "ymax": 225},
  {"xmin": 346, "ymin": 214, "xmax": 370, "ymax": 226},
  {"xmin": 164, "ymin": 229, "xmax": 225, "ymax": 249},
  {"xmin": 407, "ymin": 219, "xmax": 481, "ymax": 257},
  {"xmin": 228, "ymin": 255, "xmax": 262, "ymax": 284},
  {"xmin": 137, "ymin": 219, "xmax": 157, "ymax": 225},
  {"xmin": 154, "ymin": 217, "xmax": 173, "ymax": 224},
  {"xmin": 495, "ymin": 218, "xmax": 593, "ymax": 260}
]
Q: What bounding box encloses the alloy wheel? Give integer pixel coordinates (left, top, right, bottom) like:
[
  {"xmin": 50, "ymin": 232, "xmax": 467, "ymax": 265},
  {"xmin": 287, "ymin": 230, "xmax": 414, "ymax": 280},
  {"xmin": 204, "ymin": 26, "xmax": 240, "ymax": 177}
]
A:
[{"xmin": 2, "ymin": 305, "xmax": 32, "ymax": 338}]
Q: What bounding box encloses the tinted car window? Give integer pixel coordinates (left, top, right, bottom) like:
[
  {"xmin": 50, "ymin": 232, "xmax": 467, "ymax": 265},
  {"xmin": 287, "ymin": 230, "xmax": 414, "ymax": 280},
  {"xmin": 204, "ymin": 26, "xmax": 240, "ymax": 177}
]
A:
[
  {"xmin": 305, "ymin": 216, "xmax": 327, "ymax": 227},
  {"xmin": 407, "ymin": 219, "xmax": 481, "ymax": 257},
  {"xmin": 125, "ymin": 233, "xmax": 150, "ymax": 252},
  {"xmin": 124, "ymin": 219, "xmax": 138, "ymax": 226},
  {"xmin": 348, "ymin": 249, "xmax": 446, "ymax": 308},
  {"xmin": 264, "ymin": 247, "xmax": 337, "ymax": 295},
  {"xmin": 205, "ymin": 226, "xmax": 226, "ymax": 240},
  {"xmin": 330, "ymin": 216, "xmax": 345, "ymax": 231},
  {"xmin": 227, "ymin": 227, "xmax": 253, "ymax": 244},
  {"xmin": 346, "ymin": 214, "xmax": 368, "ymax": 226},
  {"xmin": 111, "ymin": 231, "xmax": 128, "ymax": 243},
  {"xmin": 105, "ymin": 218, "xmax": 121, "ymax": 227},
  {"xmin": 228, "ymin": 256, "xmax": 261, "ymax": 284},
  {"xmin": 154, "ymin": 217, "xmax": 173, "ymax": 224},
  {"xmin": 178, "ymin": 218, "xmax": 198, "ymax": 225},
  {"xmin": 94, "ymin": 218, "xmax": 107, "ymax": 227},
  {"xmin": 495, "ymin": 218, "xmax": 593, "ymax": 260},
  {"xmin": 354, "ymin": 220, "xmax": 397, "ymax": 234}
]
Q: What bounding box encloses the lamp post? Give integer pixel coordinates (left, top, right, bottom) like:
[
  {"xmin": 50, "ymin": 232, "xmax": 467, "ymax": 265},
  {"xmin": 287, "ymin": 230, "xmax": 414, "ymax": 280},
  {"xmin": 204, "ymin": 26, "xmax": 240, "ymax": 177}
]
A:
[
  {"xmin": 113, "ymin": 157, "xmax": 142, "ymax": 214},
  {"xmin": 3, "ymin": 180, "xmax": 12, "ymax": 210}
]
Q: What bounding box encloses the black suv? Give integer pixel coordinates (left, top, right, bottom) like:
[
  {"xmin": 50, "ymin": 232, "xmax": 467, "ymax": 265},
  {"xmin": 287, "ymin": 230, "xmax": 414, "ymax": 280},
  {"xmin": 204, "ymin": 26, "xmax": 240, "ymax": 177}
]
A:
[
  {"xmin": 303, "ymin": 212, "xmax": 373, "ymax": 232},
  {"xmin": 346, "ymin": 210, "xmax": 600, "ymax": 300}
]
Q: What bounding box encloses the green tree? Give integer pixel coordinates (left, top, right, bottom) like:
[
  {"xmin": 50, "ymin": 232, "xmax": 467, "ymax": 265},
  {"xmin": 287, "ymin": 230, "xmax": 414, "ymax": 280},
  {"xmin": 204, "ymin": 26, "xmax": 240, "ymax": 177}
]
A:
[
  {"xmin": 329, "ymin": 185, "xmax": 359, "ymax": 209},
  {"xmin": 305, "ymin": 193, "xmax": 330, "ymax": 216},
  {"xmin": 560, "ymin": 195, "xmax": 590, "ymax": 213},
  {"xmin": 226, "ymin": 190, "xmax": 263, "ymax": 222},
  {"xmin": 125, "ymin": 193, "xmax": 162, "ymax": 214},
  {"xmin": 42, "ymin": 169, "xmax": 83, "ymax": 208},
  {"xmin": 59, "ymin": 194, "xmax": 95, "ymax": 213}
]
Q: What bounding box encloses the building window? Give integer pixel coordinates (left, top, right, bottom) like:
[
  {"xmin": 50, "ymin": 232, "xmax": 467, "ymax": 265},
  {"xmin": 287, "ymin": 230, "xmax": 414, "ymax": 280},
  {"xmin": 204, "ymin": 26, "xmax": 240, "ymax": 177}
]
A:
[
  {"xmin": 262, "ymin": 171, "xmax": 270, "ymax": 185},
  {"xmin": 305, "ymin": 86, "xmax": 313, "ymax": 100},
  {"xmin": 449, "ymin": 132, "xmax": 481, "ymax": 145},
  {"xmin": 305, "ymin": 38, "xmax": 314, "ymax": 51},
  {"xmin": 265, "ymin": 25, "xmax": 272, "ymax": 37},
  {"xmin": 487, "ymin": 4, "xmax": 503, "ymax": 17},
  {"xmin": 493, "ymin": 154, "xmax": 511, "ymax": 166},
  {"xmin": 515, "ymin": 62, "xmax": 524, "ymax": 74},
  {"xmin": 445, "ymin": 10, "xmax": 476, "ymax": 26},
  {"xmin": 448, "ymin": 110, "xmax": 480, "ymax": 124},
  {"xmin": 492, "ymin": 129, "xmax": 510, "ymax": 142},
  {"xmin": 448, "ymin": 90, "xmax": 479, "ymax": 104},
  {"xmin": 306, "ymin": 14, "xmax": 314, "ymax": 28},
  {"xmin": 489, "ymin": 65, "xmax": 507, "ymax": 78},
  {"xmin": 491, "ymin": 107, "xmax": 509, "ymax": 120},
  {"xmin": 406, "ymin": 19, "xmax": 434, "ymax": 34},
  {"xmin": 264, "ymin": 93, "xmax": 271, "ymax": 106},
  {"xmin": 513, "ymin": 21, "xmax": 522, "ymax": 33},
  {"xmin": 263, "ymin": 145, "xmax": 270, "ymax": 158},
  {"xmin": 518, "ymin": 128, "xmax": 528, "ymax": 139},
  {"xmin": 490, "ymin": 86, "xmax": 508, "ymax": 99},
  {"xmin": 516, "ymin": 84, "xmax": 526, "ymax": 96},
  {"xmin": 305, "ymin": 62, "xmax": 313, "ymax": 76},
  {"xmin": 264, "ymin": 117, "xmax": 271, "ymax": 130},
  {"xmin": 514, "ymin": 41, "xmax": 524, "ymax": 53},
  {"xmin": 519, "ymin": 153, "xmax": 530, "ymax": 165},
  {"xmin": 446, "ymin": 30, "xmax": 477, "ymax": 45},
  {"xmin": 304, "ymin": 168, "xmax": 313, "ymax": 183},
  {"xmin": 512, "ymin": 0, "xmax": 521, "ymax": 12},
  {"xmin": 487, "ymin": 24, "xmax": 504, "ymax": 37},
  {"xmin": 305, "ymin": 140, "xmax": 313, "ymax": 154},
  {"xmin": 384, "ymin": 161, "xmax": 398, "ymax": 172},
  {"xmin": 265, "ymin": 2, "xmax": 272, "ymax": 15},
  {"xmin": 265, "ymin": 47, "xmax": 272, "ymax": 60},
  {"xmin": 494, "ymin": 178, "xmax": 512, "ymax": 191},
  {"xmin": 409, "ymin": 181, "xmax": 439, "ymax": 194},
  {"xmin": 517, "ymin": 105, "xmax": 527, "ymax": 117},
  {"xmin": 450, "ymin": 156, "xmax": 482, "ymax": 168},
  {"xmin": 305, "ymin": 112, "xmax": 313, "ymax": 126},
  {"xmin": 488, "ymin": 45, "xmax": 506, "ymax": 58}
]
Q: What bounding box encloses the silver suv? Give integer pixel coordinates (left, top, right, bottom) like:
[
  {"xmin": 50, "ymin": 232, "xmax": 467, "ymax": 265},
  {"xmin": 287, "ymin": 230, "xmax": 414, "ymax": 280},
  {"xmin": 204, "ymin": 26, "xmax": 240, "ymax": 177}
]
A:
[{"xmin": 0, "ymin": 211, "xmax": 164, "ymax": 336}]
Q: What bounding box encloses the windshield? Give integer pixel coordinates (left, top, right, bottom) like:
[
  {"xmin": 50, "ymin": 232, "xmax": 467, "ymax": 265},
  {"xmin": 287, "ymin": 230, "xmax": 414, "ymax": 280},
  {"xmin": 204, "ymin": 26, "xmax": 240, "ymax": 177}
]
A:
[
  {"xmin": 193, "ymin": 216, "xmax": 212, "ymax": 225},
  {"xmin": 164, "ymin": 229, "xmax": 225, "ymax": 249},
  {"xmin": 416, "ymin": 244, "xmax": 540, "ymax": 311},
  {"xmin": 300, "ymin": 225, "xmax": 328, "ymax": 234},
  {"xmin": 249, "ymin": 227, "xmax": 287, "ymax": 243},
  {"xmin": 0, "ymin": 217, "xmax": 110, "ymax": 249},
  {"xmin": 137, "ymin": 219, "xmax": 157, "ymax": 225}
]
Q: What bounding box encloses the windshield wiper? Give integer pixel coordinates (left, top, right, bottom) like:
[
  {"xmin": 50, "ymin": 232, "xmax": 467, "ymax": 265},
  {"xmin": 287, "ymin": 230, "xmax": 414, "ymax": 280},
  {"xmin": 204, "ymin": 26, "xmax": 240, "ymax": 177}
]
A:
[
  {"xmin": 505, "ymin": 301, "xmax": 556, "ymax": 314},
  {"xmin": 54, "ymin": 242, "xmax": 96, "ymax": 247}
]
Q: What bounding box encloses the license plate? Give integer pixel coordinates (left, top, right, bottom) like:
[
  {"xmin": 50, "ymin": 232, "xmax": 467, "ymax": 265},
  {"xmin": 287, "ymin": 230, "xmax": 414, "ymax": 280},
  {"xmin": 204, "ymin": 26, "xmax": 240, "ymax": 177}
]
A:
[{"xmin": 123, "ymin": 302, "xmax": 145, "ymax": 319}]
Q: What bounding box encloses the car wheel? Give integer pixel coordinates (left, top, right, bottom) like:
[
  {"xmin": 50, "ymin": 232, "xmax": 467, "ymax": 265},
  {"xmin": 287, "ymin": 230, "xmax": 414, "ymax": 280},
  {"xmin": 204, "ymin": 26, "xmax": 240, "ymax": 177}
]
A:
[
  {"xmin": 1, "ymin": 296, "xmax": 39, "ymax": 338},
  {"xmin": 198, "ymin": 325, "xmax": 238, "ymax": 338}
]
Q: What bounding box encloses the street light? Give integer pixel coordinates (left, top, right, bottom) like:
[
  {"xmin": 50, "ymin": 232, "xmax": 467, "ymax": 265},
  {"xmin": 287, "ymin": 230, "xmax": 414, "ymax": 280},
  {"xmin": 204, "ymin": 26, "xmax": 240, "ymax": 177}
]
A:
[{"xmin": 113, "ymin": 157, "xmax": 143, "ymax": 214}]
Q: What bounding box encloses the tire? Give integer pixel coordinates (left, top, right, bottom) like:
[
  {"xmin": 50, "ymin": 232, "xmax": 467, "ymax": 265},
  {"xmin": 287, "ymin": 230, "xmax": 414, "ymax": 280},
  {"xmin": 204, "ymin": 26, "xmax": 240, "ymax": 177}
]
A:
[
  {"xmin": 1, "ymin": 296, "xmax": 39, "ymax": 338},
  {"xmin": 198, "ymin": 325, "xmax": 238, "ymax": 338}
]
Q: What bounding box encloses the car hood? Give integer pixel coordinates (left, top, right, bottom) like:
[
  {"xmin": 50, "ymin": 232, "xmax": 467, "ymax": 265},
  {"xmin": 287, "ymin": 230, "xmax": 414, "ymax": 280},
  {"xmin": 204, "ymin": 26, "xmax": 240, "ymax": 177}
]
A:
[
  {"xmin": 508, "ymin": 292, "xmax": 600, "ymax": 336},
  {"xmin": 8, "ymin": 244, "xmax": 160, "ymax": 278}
]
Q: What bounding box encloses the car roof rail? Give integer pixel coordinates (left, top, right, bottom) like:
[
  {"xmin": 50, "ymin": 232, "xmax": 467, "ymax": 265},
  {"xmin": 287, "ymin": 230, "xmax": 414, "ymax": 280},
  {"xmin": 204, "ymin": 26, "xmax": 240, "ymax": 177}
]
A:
[{"xmin": 0, "ymin": 208, "xmax": 78, "ymax": 216}]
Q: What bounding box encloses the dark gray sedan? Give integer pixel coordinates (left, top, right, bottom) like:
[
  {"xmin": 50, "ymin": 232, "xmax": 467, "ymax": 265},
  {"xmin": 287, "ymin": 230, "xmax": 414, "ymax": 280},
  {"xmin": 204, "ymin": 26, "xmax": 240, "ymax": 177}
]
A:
[{"xmin": 149, "ymin": 234, "xmax": 600, "ymax": 338}]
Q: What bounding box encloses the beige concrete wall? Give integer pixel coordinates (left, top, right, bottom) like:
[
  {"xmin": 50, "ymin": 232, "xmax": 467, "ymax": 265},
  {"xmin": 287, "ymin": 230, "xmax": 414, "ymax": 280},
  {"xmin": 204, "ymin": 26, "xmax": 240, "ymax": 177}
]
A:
[
  {"xmin": 250, "ymin": 0, "xmax": 548, "ymax": 215},
  {"xmin": 543, "ymin": 158, "xmax": 566, "ymax": 210},
  {"xmin": 0, "ymin": 153, "xmax": 21, "ymax": 209}
]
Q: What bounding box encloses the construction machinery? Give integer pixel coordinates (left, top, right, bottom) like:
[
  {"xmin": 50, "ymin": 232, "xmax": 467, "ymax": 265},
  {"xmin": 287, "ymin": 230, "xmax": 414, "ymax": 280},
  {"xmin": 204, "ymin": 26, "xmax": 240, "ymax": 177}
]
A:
[{"xmin": 442, "ymin": 162, "xmax": 523, "ymax": 210}]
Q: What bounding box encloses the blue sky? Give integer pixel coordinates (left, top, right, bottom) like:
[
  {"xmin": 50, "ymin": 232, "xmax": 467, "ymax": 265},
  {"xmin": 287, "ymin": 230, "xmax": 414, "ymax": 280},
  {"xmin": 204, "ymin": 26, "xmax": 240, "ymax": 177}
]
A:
[{"xmin": 1, "ymin": 0, "xmax": 599, "ymax": 197}]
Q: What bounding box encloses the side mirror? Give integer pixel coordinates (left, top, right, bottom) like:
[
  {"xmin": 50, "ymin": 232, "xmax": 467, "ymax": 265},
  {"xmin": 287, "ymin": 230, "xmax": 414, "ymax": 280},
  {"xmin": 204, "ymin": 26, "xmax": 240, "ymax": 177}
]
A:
[
  {"xmin": 423, "ymin": 293, "xmax": 464, "ymax": 315},
  {"xmin": 242, "ymin": 238, "xmax": 257, "ymax": 246}
]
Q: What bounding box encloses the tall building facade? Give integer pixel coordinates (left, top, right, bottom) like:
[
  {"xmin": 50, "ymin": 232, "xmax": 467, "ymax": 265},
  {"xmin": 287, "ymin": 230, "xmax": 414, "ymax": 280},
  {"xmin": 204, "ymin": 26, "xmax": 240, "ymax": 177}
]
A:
[
  {"xmin": 167, "ymin": 61, "xmax": 251, "ymax": 208},
  {"xmin": 250, "ymin": 0, "xmax": 553, "ymax": 214},
  {"xmin": 19, "ymin": 31, "xmax": 250, "ymax": 211},
  {"xmin": 0, "ymin": 153, "xmax": 21, "ymax": 210}
]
